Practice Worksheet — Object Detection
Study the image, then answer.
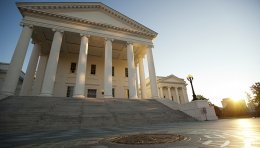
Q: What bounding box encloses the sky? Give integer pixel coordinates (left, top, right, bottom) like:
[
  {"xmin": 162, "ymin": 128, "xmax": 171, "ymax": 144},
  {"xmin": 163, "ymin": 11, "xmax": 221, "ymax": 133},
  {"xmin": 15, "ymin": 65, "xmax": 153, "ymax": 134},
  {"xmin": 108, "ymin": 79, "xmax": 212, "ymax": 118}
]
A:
[{"xmin": 0, "ymin": 0, "xmax": 259, "ymax": 107}]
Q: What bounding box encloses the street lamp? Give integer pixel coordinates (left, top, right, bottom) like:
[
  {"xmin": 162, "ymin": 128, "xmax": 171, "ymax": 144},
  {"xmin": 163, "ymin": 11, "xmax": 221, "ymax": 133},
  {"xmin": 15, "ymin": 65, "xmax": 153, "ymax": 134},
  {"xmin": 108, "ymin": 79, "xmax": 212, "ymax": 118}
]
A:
[{"xmin": 187, "ymin": 74, "xmax": 197, "ymax": 101}]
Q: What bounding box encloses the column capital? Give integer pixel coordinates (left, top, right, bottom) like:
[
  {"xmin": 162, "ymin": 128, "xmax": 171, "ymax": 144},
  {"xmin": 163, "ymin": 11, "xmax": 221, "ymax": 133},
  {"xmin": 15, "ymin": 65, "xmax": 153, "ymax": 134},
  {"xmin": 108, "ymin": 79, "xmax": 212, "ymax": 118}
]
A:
[
  {"xmin": 147, "ymin": 44, "xmax": 154, "ymax": 49},
  {"xmin": 80, "ymin": 33, "xmax": 90, "ymax": 38},
  {"xmin": 52, "ymin": 28, "xmax": 64, "ymax": 33},
  {"xmin": 138, "ymin": 55, "xmax": 145, "ymax": 60},
  {"xmin": 20, "ymin": 22, "xmax": 33, "ymax": 28},
  {"xmin": 127, "ymin": 41, "xmax": 133, "ymax": 45},
  {"xmin": 105, "ymin": 38, "xmax": 114, "ymax": 42}
]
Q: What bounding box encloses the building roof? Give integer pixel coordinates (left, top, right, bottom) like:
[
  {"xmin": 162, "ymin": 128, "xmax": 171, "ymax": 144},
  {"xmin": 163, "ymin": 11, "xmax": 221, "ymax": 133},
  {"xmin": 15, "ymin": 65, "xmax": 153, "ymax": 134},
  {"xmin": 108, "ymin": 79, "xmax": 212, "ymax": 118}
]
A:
[{"xmin": 16, "ymin": 2, "xmax": 158, "ymax": 40}]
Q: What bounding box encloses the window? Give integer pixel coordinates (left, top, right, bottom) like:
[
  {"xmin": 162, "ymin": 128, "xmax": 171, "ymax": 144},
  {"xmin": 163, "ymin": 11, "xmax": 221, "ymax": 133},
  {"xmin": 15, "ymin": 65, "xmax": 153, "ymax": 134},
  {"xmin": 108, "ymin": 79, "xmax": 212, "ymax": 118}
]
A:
[
  {"xmin": 87, "ymin": 89, "xmax": 97, "ymax": 98},
  {"xmin": 66, "ymin": 86, "xmax": 74, "ymax": 97},
  {"xmin": 112, "ymin": 88, "xmax": 115, "ymax": 97},
  {"xmin": 125, "ymin": 89, "xmax": 129, "ymax": 98},
  {"xmin": 112, "ymin": 66, "xmax": 114, "ymax": 76},
  {"xmin": 70, "ymin": 63, "xmax": 76, "ymax": 73},
  {"xmin": 91, "ymin": 64, "xmax": 96, "ymax": 75},
  {"xmin": 125, "ymin": 68, "xmax": 128, "ymax": 77}
]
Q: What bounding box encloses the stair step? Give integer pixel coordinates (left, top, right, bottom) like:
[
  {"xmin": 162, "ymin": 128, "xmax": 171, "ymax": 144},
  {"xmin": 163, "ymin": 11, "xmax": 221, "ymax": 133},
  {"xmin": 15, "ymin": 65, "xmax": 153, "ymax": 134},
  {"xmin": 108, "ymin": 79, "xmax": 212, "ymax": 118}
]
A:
[{"xmin": 0, "ymin": 96, "xmax": 196, "ymax": 132}]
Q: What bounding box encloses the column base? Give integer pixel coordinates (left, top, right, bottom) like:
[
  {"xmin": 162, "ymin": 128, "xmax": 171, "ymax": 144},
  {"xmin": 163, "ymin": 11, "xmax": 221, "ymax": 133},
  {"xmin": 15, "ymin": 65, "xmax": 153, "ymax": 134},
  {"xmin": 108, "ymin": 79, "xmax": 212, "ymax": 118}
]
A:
[
  {"xmin": 39, "ymin": 93, "xmax": 52, "ymax": 97},
  {"xmin": 73, "ymin": 95, "xmax": 86, "ymax": 98},
  {"xmin": 129, "ymin": 95, "xmax": 138, "ymax": 99},
  {"xmin": 104, "ymin": 95, "xmax": 113, "ymax": 98},
  {"xmin": 152, "ymin": 96, "xmax": 160, "ymax": 99}
]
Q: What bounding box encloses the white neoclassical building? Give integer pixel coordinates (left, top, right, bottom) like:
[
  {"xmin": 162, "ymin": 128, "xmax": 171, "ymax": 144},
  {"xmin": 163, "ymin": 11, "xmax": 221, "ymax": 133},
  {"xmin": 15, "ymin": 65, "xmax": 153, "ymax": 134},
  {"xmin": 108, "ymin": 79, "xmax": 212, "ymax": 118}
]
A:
[
  {"xmin": 0, "ymin": 63, "xmax": 25, "ymax": 95},
  {"xmin": 145, "ymin": 75, "xmax": 189, "ymax": 104},
  {"xmin": 0, "ymin": 2, "xmax": 160, "ymax": 99}
]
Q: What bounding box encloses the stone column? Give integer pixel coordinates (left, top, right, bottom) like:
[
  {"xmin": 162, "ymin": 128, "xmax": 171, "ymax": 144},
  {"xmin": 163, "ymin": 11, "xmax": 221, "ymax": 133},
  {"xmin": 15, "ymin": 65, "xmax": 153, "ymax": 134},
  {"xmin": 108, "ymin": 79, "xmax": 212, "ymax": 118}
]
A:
[
  {"xmin": 135, "ymin": 65, "xmax": 139, "ymax": 98},
  {"xmin": 0, "ymin": 24, "xmax": 33, "ymax": 97},
  {"xmin": 32, "ymin": 54, "xmax": 48, "ymax": 96},
  {"xmin": 160, "ymin": 87, "xmax": 163, "ymax": 98},
  {"xmin": 127, "ymin": 43, "xmax": 138, "ymax": 99},
  {"xmin": 138, "ymin": 57, "xmax": 146, "ymax": 99},
  {"xmin": 104, "ymin": 38, "xmax": 113, "ymax": 98},
  {"xmin": 73, "ymin": 34, "xmax": 89, "ymax": 98},
  {"xmin": 147, "ymin": 46, "xmax": 159, "ymax": 98},
  {"xmin": 20, "ymin": 43, "xmax": 40, "ymax": 96},
  {"xmin": 175, "ymin": 87, "xmax": 180, "ymax": 104},
  {"xmin": 182, "ymin": 87, "xmax": 189, "ymax": 103},
  {"xmin": 40, "ymin": 30, "xmax": 63, "ymax": 96},
  {"xmin": 168, "ymin": 87, "xmax": 172, "ymax": 100}
]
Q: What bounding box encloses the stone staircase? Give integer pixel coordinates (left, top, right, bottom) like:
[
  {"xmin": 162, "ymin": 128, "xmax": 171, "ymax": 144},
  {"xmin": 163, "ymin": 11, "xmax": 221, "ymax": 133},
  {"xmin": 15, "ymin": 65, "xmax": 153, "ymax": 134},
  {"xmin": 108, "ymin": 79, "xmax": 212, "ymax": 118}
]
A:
[
  {"xmin": 0, "ymin": 96, "xmax": 196, "ymax": 132},
  {"xmin": 155, "ymin": 98, "xmax": 181, "ymax": 110}
]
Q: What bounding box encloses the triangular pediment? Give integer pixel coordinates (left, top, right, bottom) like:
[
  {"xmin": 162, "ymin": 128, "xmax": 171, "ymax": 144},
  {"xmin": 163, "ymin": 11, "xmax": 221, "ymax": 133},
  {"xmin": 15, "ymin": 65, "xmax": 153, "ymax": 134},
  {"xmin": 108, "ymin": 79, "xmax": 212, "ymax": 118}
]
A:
[
  {"xmin": 54, "ymin": 10, "xmax": 137, "ymax": 30},
  {"xmin": 159, "ymin": 75, "xmax": 185, "ymax": 83},
  {"xmin": 16, "ymin": 2, "xmax": 157, "ymax": 39}
]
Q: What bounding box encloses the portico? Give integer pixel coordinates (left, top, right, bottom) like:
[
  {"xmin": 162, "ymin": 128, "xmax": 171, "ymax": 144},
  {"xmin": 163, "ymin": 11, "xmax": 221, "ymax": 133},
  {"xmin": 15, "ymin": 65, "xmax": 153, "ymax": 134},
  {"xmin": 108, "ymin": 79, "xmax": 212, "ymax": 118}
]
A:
[
  {"xmin": 0, "ymin": 2, "xmax": 159, "ymax": 99},
  {"xmin": 146, "ymin": 75, "xmax": 189, "ymax": 104}
]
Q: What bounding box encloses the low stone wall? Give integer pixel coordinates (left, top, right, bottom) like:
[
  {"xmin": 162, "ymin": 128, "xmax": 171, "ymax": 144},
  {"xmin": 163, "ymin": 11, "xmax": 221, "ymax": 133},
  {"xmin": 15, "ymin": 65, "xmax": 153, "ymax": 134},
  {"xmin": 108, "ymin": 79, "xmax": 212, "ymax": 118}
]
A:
[
  {"xmin": 155, "ymin": 99, "xmax": 218, "ymax": 121},
  {"xmin": 179, "ymin": 100, "xmax": 218, "ymax": 121}
]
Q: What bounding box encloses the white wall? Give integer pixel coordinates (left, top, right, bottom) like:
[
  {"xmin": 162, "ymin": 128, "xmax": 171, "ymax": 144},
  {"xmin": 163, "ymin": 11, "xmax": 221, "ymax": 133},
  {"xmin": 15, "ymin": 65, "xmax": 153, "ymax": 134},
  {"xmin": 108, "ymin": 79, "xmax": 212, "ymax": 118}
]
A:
[{"xmin": 53, "ymin": 52, "xmax": 129, "ymax": 98}]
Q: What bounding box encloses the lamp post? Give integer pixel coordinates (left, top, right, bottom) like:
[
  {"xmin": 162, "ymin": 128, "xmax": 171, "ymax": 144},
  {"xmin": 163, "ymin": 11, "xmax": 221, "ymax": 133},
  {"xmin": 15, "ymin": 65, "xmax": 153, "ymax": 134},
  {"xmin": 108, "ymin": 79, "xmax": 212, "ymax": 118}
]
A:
[{"xmin": 187, "ymin": 74, "xmax": 197, "ymax": 101}]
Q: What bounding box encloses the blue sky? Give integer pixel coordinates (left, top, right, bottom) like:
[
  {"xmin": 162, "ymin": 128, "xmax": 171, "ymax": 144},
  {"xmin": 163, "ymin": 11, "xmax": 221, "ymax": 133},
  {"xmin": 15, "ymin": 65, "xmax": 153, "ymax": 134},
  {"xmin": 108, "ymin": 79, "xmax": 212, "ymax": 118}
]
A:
[{"xmin": 0, "ymin": 0, "xmax": 259, "ymax": 107}]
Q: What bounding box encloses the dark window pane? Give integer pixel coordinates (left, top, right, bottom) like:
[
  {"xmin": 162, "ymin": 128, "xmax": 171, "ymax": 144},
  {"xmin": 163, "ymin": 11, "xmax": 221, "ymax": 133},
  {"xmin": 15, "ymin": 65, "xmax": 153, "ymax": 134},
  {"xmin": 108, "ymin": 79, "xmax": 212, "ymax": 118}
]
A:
[
  {"xmin": 125, "ymin": 68, "xmax": 128, "ymax": 77},
  {"xmin": 91, "ymin": 64, "xmax": 96, "ymax": 75},
  {"xmin": 66, "ymin": 86, "xmax": 74, "ymax": 97},
  {"xmin": 70, "ymin": 63, "xmax": 76, "ymax": 73},
  {"xmin": 112, "ymin": 66, "xmax": 114, "ymax": 76},
  {"xmin": 87, "ymin": 89, "xmax": 97, "ymax": 98},
  {"xmin": 112, "ymin": 88, "xmax": 115, "ymax": 97}
]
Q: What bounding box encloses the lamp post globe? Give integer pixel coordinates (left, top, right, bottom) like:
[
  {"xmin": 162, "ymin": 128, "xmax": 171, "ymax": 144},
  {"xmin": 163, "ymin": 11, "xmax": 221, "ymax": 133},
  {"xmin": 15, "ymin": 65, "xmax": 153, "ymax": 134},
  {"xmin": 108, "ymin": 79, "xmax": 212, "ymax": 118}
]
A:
[{"xmin": 187, "ymin": 74, "xmax": 197, "ymax": 101}]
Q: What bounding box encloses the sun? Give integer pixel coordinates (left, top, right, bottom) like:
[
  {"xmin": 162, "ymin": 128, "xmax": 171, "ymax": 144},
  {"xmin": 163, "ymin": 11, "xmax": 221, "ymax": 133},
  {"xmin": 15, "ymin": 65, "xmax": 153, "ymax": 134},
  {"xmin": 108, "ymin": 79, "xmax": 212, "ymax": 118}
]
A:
[{"xmin": 231, "ymin": 97, "xmax": 244, "ymax": 102}]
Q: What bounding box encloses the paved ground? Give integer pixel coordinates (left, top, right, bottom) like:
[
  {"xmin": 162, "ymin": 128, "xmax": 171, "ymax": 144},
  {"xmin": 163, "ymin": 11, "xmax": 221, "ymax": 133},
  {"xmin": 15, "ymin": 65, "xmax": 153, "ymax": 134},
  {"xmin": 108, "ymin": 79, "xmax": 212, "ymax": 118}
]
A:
[{"xmin": 1, "ymin": 118, "xmax": 260, "ymax": 147}]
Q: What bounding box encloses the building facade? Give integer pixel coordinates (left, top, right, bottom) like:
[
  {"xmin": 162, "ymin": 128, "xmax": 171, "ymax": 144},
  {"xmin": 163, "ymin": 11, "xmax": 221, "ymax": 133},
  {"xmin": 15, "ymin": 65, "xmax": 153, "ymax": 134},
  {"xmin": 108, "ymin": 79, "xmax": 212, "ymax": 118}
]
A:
[
  {"xmin": 0, "ymin": 63, "xmax": 24, "ymax": 95},
  {"xmin": 0, "ymin": 2, "xmax": 160, "ymax": 99},
  {"xmin": 145, "ymin": 75, "xmax": 189, "ymax": 104}
]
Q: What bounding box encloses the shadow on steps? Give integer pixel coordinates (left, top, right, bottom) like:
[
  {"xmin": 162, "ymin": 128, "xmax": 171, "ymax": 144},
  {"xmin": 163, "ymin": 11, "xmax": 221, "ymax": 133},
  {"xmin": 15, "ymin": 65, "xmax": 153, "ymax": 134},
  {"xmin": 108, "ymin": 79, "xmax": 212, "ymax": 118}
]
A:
[{"xmin": 0, "ymin": 96, "xmax": 196, "ymax": 132}]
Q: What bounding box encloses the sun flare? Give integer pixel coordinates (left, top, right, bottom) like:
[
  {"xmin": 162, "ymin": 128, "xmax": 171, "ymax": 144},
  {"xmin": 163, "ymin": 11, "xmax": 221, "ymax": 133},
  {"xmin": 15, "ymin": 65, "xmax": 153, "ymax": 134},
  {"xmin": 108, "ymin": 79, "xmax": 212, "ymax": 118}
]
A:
[{"xmin": 231, "ymin": 97, "xmax": 244, "ymax": 102}]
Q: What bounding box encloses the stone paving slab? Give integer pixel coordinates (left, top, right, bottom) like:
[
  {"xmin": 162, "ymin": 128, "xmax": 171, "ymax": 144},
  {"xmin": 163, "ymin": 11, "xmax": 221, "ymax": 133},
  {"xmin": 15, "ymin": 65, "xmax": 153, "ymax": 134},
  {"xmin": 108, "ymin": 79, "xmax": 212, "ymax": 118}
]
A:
[{"xmin": 0, "ymin": 118, "xmax": 260, "ymax": 147}]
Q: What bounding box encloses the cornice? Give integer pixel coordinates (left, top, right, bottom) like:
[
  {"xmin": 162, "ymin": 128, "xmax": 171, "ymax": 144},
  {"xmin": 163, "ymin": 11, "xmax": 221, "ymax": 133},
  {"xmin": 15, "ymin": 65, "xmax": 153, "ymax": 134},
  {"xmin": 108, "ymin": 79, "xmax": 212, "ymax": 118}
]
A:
[
  {"xmin": 16, "ymin": 2, "xmax": 157, "ymax": 39},
  {"xmin": 19, "ymin": 7, "xmax": 155, "ymax": 40},
  {"xmin": 22, "ymin": 19, "xmax": 154, "ymax": 46}
]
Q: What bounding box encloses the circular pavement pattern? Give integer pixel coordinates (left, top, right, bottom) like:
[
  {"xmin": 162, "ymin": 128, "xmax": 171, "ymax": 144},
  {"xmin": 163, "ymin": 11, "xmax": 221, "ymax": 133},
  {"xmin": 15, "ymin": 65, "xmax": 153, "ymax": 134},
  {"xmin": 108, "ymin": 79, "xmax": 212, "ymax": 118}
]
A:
[{"xmin": 108, "ymin": 133, "xmax": 185, "ymax": 144}]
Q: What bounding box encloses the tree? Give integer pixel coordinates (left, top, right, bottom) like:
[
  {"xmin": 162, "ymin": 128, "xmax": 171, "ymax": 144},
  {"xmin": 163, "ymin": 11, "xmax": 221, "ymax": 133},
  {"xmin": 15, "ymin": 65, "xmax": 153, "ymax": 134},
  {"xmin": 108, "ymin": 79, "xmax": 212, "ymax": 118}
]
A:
[
  {"xmin": 250, "ymin": 82, "xmax": 260, "ymax": 116},
  {"xmin": 196, "ymin": 95, "xmax": 214, "ymax": 106},
  {"xmin": 222, "ymin": 98, "xmax": 248, "ymax": 117},
  {"xmin": 251, "ymin": 82, "xmax": 260, "ymax": 104},
  {"xmin": 213, "ymin": 105, "xmax": 223, "ymax": 118}
]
